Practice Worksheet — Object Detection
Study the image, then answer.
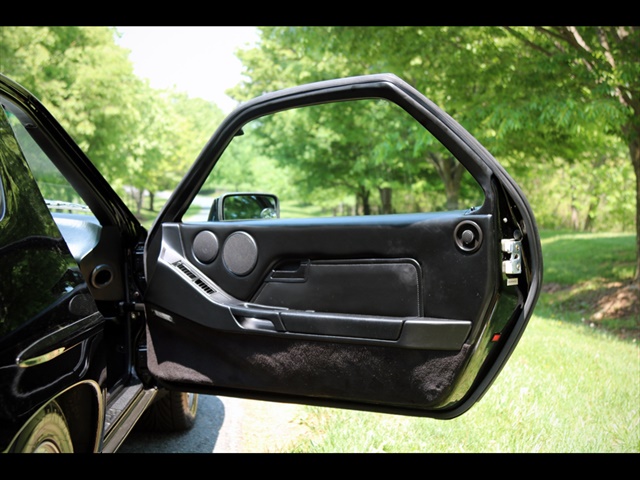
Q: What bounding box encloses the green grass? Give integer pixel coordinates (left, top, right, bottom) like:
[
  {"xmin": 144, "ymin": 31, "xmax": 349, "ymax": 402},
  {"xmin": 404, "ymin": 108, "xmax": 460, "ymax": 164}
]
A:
[
  {"xmin": 540, "ymin": 230, "xmax": 636, "ymax": 285},
  {"xmin": 285, "ymin": 230, "xmax": 640, "ymax": 453},
  {"xmin": 537, "ymin": 231, "xmax": 638, "ymax": 339}
]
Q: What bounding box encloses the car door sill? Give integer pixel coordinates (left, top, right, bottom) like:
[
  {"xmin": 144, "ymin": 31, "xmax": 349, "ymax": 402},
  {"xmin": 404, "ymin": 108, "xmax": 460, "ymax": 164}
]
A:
[{"xmin": 101, "ymin": 378, "xmax": 157, "ymax": 453}]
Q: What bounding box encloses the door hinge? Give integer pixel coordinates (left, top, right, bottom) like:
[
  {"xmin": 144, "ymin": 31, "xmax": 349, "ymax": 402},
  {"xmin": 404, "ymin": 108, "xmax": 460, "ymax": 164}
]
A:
[{"xmin": 501, "ymin": 238, "xmax": 522, "ymax": 276}]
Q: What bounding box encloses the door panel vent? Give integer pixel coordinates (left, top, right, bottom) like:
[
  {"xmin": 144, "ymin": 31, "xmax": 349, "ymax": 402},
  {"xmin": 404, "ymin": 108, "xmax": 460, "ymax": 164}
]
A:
[
  {"xmin": 175, "ymin": 261, "xmax": 197, "ymax": 279},
  {"xmin": 174, "ymin": 261, "xmax": 217, "ymax": 295},
  {"xmin": 195, "ymin": 279, "xmax": 215, "ymax": 294}
]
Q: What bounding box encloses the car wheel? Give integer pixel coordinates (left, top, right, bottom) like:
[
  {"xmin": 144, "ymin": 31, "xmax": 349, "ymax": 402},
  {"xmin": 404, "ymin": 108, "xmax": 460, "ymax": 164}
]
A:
[
  {"xmin": 136, "ymin": 391, "xmax": 198, "ymax": 432},
  {"xmin": 10, "ymin": 400, "xmax": 74, "ymax": 453}
]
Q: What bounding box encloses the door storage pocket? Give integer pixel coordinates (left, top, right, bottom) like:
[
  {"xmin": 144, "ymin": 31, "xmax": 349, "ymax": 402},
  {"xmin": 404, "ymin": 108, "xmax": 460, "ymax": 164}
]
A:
[{"xmin": 252, "ymin": 258, "xmax": 422, "ymax": 317}]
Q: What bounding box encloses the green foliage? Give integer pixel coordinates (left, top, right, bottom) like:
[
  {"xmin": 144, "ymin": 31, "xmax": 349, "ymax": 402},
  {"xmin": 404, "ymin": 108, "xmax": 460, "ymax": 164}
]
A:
[
  {"xmin": 230, "ymin": 27, "xmax": 637, "ymax": 235},
  {"xmin": 121, "ymin": 90, "xmax": 224, "ymax": 212},
  {"xmin": 202, "ymin": 97, "xmax": 484, "ymax": 216},
  {"xmin": 1, "ymin": 26, "xmax": 226, "ymax": 215},
  {"xmin": 512, "ymin": 151, "xmax": 634, "ymax": 232},
  {"xmin": 1, "ymin": 26, "xmax": 636, "ymax": 234}
]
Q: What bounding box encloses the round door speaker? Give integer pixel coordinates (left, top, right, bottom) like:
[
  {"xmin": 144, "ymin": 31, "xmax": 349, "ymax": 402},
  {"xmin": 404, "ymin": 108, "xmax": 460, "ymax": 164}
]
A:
[
  {"xmin": 192, "ymin": 230, "xmax": 219, "ymax": 264},
  {"xmin": 222, "ymin": 231, "xmax": 258, "ymax": 276}
]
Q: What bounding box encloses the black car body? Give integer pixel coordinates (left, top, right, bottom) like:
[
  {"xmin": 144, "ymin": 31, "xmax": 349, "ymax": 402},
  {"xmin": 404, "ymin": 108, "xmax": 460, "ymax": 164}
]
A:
[{"xmin": 0, "ymin": 73, "xmax": 542, "ymax": 452}]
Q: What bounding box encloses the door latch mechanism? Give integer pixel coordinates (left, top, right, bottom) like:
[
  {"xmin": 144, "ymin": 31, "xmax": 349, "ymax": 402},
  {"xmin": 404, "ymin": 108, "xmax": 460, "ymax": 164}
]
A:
[{"xmin": 501, "ymin": 238, "xmax": 522, "ymax": 276}]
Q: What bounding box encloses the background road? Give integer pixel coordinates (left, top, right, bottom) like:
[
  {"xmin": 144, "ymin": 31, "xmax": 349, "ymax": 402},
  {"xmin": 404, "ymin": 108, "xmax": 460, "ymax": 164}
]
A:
[{"xmin": 116, "ymin": 395, "xmax": 306, "ymax": 453}]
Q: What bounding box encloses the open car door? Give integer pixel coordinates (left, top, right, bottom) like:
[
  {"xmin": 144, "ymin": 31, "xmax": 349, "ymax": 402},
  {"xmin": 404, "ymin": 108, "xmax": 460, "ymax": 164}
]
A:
[{"xmin": 143, "ymin": 74, "xmax": 542, "ymax": 419}]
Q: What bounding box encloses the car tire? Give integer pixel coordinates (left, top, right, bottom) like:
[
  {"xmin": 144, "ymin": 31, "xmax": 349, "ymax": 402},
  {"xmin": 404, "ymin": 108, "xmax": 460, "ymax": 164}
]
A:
[
  {"xmin": 136, "ymin": 391, "xmax": 198, "ymax": 432},
  {"xmin": 10, "ymin": 400, "xmax": 74, "ymax": 453}
]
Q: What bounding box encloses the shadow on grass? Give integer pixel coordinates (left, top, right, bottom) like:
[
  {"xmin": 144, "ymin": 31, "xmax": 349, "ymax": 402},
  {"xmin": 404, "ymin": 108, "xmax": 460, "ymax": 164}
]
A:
[{"xmin": 541, "ymin": 279, "xmax": 639, "ymax": 341}]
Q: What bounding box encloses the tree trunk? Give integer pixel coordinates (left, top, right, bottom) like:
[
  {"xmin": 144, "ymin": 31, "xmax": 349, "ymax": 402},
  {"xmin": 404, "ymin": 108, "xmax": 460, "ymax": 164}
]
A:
[
  {"xmin": 379, "ymin": 187, "xmax": 393, "ymax": 214},
  {"xmin": 430, "ymin": 153, "xmax": 463, "ymax": 210},
  {"xmin": 357, "ymin": 186, "xmax": 371, "ymax": 215},
  {"xmin": 582, "ymin": 156, "xmax": 607, "ymax": 232},
  {"xmin": 620, "ymin": 118, "xmax": 640, "ymax": 285},
  {"xmin": 571, "ymin": 205, "xmax": 580, "ymax": 230},
  {"xmin": 135, "ymin": 188, "xmax": 143, "ymax": 215},
  {"xmin": 148, "ymin": 191, "xmax": 155, "ymax": 212},
  {"xmin": 629, "ymin": 132, "xmax": 640, "ymax": 284},
  {"xmin": 582, "ymin": 195, "xmax": 601, "ymax": 232}
]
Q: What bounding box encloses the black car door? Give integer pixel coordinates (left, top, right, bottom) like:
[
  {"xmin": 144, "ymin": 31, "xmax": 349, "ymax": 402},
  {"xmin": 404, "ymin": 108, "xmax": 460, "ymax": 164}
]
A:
[{"xmin": 143, "ymin": 74, "xmax": 543, "ymax": 419}]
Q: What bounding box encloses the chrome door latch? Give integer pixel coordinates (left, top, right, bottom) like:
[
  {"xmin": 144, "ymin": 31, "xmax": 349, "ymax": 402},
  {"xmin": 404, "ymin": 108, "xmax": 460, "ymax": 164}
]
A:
[{"xmin": 501, "ymin": 238, "xmax": 522, "ymax": 276}]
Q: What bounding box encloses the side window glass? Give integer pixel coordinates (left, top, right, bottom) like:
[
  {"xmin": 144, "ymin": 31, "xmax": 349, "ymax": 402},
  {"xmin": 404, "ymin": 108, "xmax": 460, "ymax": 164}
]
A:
[
  {"xmin": 186, "ymin": 99, "xmax": 484, "ymax": 222},
  {"xmin": 2, "ymin": 106, "xmax": 101, "ymax": 267},
  {"xmin": 0, "ymin": 106, "xmax": 86, "ymax": 334},
  {"xmin": 4, "ymin": 110, "xmax": 91, "ymax": 215}
]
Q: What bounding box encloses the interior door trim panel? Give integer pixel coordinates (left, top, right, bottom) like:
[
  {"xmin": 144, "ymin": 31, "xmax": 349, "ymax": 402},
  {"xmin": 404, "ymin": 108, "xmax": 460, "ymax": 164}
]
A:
[
  {"xmin": 144, "ymin": 211, "xmax": 495, "ymax": 352},
  {"xmin": 170, "ymin": 211, "xmax": 497, "ymax": 323},
  {"xmin": 148, "ymin": 245, "xmax": 472, "ymax": 349}
]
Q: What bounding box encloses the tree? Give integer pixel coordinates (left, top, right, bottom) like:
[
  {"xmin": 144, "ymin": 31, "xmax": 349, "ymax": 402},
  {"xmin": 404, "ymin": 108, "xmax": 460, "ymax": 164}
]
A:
[
  {"xmin": 498, "ymin": 27, "xmax": 639, "ymax": 282},
  {"xmin": 123, "ymin": 89, "xmax": 225, "ymax": 214},
  {"xmin": 0, "ymin": 26, "xmax": 142, "ymax": 183},
  {"xmin": 232, "ymin": 26, "xmax": 638, "ymax": 280},
  {"xmin": 253, "ymin": 100, "xmax": 399, "ymax": 215},
  {"xmin": 1, "ymin": 27, "xmax": 228, "ymax": 218},
  {"xmin": 231, "ymin": 27, "xmax": 487, "ymax": 214}
]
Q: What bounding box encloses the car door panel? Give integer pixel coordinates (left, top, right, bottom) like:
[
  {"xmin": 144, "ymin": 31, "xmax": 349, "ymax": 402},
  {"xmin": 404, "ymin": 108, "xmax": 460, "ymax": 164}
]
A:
[
  {"xmin": 162, "ymin": 211, "xmax": 495, "ymax": 316},
  {"xmin": 143, "ymin": 74, "xmax": 542, "ymax": 418},
  {"xmin": 143, "ymin": 210, "xmax": 494, "ymax": 412},
  {"xmin": 147, "ymin": 210, "xmax": 495, "ymax": 328}
]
